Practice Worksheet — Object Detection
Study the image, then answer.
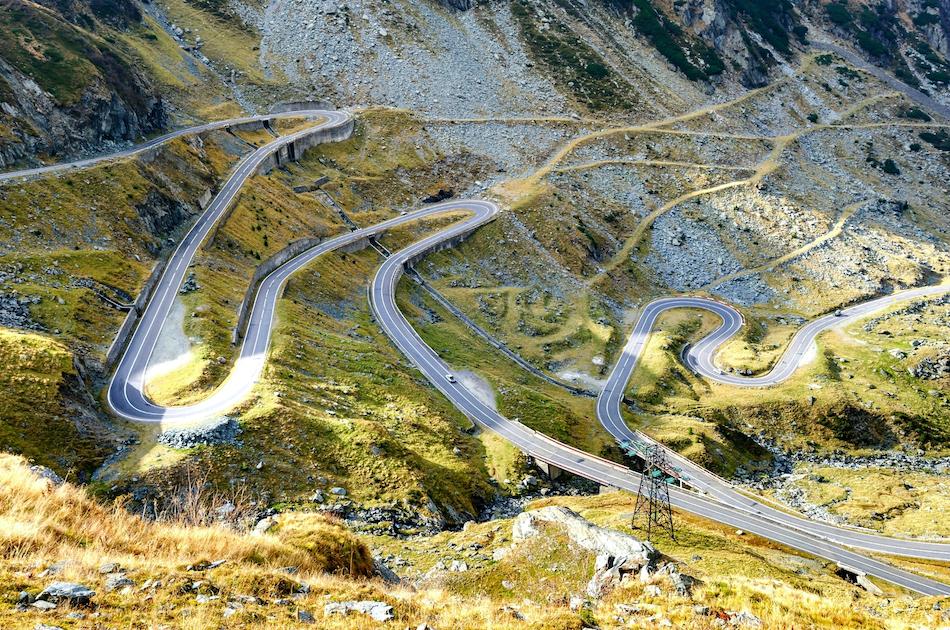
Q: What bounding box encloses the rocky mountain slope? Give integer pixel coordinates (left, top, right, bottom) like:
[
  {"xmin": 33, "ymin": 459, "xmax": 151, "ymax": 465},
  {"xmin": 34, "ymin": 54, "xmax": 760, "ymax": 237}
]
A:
[
  {"xmin": 0, "ymin": 0, "xmax": 168, "ymax": 167},
  {"xmin": 0, "ymin": 0, "xmax": 949, "ymax": 627},
  {"xmin": 4, "ymin": 0, "xmax": 948, "ymax": 167}
]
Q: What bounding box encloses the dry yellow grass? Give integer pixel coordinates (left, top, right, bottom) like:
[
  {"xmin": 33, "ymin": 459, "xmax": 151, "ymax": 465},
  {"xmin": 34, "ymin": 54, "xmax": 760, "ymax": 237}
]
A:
[
  {"xmin": 1, "ymin": 454, "xmax": 947, "ymax": 629},
  {"xmin": 0, "ymin": 453, "xmax": 371, "ymax": 577},
  {"xmin": 0, "ymin": 454, "xmax": 576, "ymax": 628}
]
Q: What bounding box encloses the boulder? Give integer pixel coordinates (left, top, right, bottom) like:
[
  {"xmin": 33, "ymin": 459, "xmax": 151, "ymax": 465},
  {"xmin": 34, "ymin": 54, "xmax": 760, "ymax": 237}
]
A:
[
  {"xmin": 513, "ymin": 506, "xmax": 657, "ymax": 563},
  {"xmin": 157, "ymin": 417, "xmax": 241, "ymax": 449},
  {"xmin": 727, "ymin": 610, "xmax": 763, "ymax": 627},
  {"xmin": 324, "ymin": 600, "xmax": 394, "ymax": 622},
  {"xmin": 254, "ymin": 516, "xmax": 277, "ymax": 535},
  {"xmin": 29, "ymin": 466, "xmax": 64, "ymax": 487},
  {"xmin": 105, "ymin": 574, "xmax": 134, "ymax": 592},
  {"xmin": 37, "ymin": 582, "xmax": 95, "ymax": 605},
  {"xmin": 373, "ymin": 556, "xmax": 401, "ymax": 584}
]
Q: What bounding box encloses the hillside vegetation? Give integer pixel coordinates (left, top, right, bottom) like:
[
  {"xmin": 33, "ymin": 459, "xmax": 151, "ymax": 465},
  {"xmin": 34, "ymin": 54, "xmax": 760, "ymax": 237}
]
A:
[{"xmin": 3, "ymin": 455, "xmax": 948, "ymax": 629}]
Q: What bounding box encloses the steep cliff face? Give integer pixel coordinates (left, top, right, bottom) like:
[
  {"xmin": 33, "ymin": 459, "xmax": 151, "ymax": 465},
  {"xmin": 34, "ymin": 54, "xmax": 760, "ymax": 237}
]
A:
[
  {"xmin": 815, "ymin": 0, "xmax": 950, "ymax": 95},
  {"xmin": 0, "ymin": 0, "xmax": 167, "ymax": 169}
]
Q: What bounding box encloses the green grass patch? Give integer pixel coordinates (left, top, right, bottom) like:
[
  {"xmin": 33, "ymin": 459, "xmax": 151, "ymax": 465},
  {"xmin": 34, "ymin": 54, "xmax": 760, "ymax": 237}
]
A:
[{"xmin": 0, "ymin": 328, "xmax": 113, "ymax": 479}]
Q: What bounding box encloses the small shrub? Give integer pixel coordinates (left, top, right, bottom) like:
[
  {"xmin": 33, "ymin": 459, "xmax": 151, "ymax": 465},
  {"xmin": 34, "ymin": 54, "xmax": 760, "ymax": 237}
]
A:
[
  {"xmin": 826, "ymin": 2, "xmax": 852, "ymax": 26},
  {"xmin": 919, "ymin": 130, "xmax": 950, "ymax": 151},
  {"xmin": 882, "ymin": 159, "xmax": 900, "ymax": 175},
  {"xmin": 902, "ymin": 107, "xmax": 932, "ymax": 122}
]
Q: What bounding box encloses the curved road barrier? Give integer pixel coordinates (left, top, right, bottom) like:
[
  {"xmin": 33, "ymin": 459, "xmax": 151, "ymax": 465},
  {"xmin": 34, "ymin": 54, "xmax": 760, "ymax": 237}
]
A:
[{"xmin": 4, "ymin": 109, "xmax": 949, "ymax": 594}]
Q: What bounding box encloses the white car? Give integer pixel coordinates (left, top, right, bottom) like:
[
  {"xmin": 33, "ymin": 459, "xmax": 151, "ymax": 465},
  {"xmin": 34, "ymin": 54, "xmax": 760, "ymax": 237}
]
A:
[{"xmin": 445, "ymin": 373, "xmax": 457, "ymax": 383}]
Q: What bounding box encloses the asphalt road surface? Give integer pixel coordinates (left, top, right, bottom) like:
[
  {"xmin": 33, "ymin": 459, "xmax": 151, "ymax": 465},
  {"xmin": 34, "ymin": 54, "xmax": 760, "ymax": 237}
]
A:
[
  {"xmin": 369, "ymin": 207, "xmax": 950, "ymax": 595},
  {"xmin": 0, "ymin": 110, "xmax": 334, "ymax": 184},
  {"xmin": 3, "ymin": 109, "xmax": 947, "ymax": 594},
  {"xmin": 596, "ymin": 294, "xmax": 950, "ymax": 570}
]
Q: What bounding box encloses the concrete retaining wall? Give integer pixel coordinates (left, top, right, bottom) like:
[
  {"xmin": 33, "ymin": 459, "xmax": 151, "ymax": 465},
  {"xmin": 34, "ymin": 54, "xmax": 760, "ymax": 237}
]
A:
[
  {"xmin": 406, "ymin": 225, "xmax": 482, "ymax": 268},
  {"xmin": 232, "ymin": 237, "xmax": 321, "ymax": 344},
  {"xmin": 229, "ymin": 120, "xmax": 266, "ymax": 133},
  {"xmin": 197, "ymin": 188, "xmax": 213, "ymax": 210},
  {"xmin": 256, "ymin": 118, "xmax": 355, "ymax": 176},
  {"xmin": 230, "ymin": 233, "xmax": 374, "ymax": 344},
  {"xmin": 208, "ymin": 118, "xmax": 354, "ymax": 244},
  {"xmin": 104, "ymin": 257, "xmax": 169, "ymax": 369},
  {"xmin": 271, "ymin": 100, "xmax": 335, "ymax": 113}
]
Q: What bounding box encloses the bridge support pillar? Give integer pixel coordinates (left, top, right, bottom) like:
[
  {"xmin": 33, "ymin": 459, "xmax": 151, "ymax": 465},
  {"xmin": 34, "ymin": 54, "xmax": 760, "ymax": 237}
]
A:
[
  {"xmin": 835, "ymin": 564, "xmax": 884, "ymax": 595},
  {"xmin": 534, "ymin": 459, "xmax": 562, "ymax": 480}
]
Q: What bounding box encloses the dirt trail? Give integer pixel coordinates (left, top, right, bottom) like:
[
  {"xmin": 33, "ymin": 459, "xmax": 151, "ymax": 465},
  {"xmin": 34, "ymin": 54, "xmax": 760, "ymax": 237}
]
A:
[
  {"xmin": 553, "ymin": 159, "xmax": 754, "ymax": 174},
  {"xmin": 702, "ymin": 201, "xmax": 863, "ymax": 289}
]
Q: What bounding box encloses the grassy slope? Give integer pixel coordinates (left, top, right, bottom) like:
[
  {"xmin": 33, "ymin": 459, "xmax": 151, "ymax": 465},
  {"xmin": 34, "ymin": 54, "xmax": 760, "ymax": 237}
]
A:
[
  {"xmin": 780, "ymin": 464, "xmax": 950, "ymax": 539},
  {"xmin": 154, "ymin": 0, "xmax": 297, "ymax": 106},
  {"xmin": 368, "ymin": 491, "xmax": 949, "ymax": 629},
  {"xmin": 399, "ymin": 274, "xmax": 619, "ymax": 467},
  {"xmin": 0, "ymin": 329, "xmax": 112, "ymax": 479},
  {"xmin": 125, "ymin": 228, "xmax": 496, "ymax": 524},
  {"xmin": 115, "ymin": 14, "xmax": 239, "ymax": 121},
  {"xmin": 4, "ymin": 453, "xmax": 945, "ymax": 629},
  {"xmin": 0, "ymin": 130, "xmax": 249, "ymax": 477}
]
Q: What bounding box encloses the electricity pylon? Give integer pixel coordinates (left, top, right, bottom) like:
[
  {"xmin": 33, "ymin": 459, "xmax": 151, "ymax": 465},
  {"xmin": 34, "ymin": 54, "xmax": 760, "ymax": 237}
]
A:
[{"xmin": 630, "ymin": 444, "xmax": 676, "ymax": 541}]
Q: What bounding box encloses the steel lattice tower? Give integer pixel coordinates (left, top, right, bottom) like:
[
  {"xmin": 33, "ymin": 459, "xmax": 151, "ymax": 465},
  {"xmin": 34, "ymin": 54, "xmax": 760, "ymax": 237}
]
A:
[{"xmin": 630, "ymin": 444, "xmax": 676, "ymax": 541}]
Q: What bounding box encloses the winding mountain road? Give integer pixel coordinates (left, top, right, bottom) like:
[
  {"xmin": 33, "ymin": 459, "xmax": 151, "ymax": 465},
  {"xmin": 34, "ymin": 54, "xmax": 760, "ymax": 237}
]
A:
[
  {"xmin": 107, "ymin": 110, "xmax": 351, "ymax": 422},
  {"xmin": 596, "ymin": 294, "xmax": 950, "ymax": 566},
  {"xmin": 4, "ymin": 108, "xmax": 948, "ymax": 594},
  {"xmin": 369, "ymin": 205, "xmax": 950, "ymax": 595},
  {"xmin": 0, "ymin": 110, "xmax": 342, "ymax": 185}
]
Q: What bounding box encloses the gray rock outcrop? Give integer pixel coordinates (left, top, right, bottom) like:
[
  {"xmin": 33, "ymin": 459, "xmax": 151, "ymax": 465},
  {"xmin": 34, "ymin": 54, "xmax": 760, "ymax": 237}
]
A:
[
  {"xmin": 29, "ymin": 465, "xmax": 64, "ymax": 487},
  {"xmin": 157, "ymin": 417, "xmax": 241, "ymax": 449},
  {"xmin": 909, "ymin": 351, "xmax": 950, "ymax": 380},
  {"xmin": 512, "ymin": 506, "xmax": 657, "ymax": 562},
  {"xmin": 324, "ymin": 600, "xmax": 394, "ymax": 622},
  {"xmin": 37, "ymin": 582, "xmax": 96, "ymax": 605}
]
